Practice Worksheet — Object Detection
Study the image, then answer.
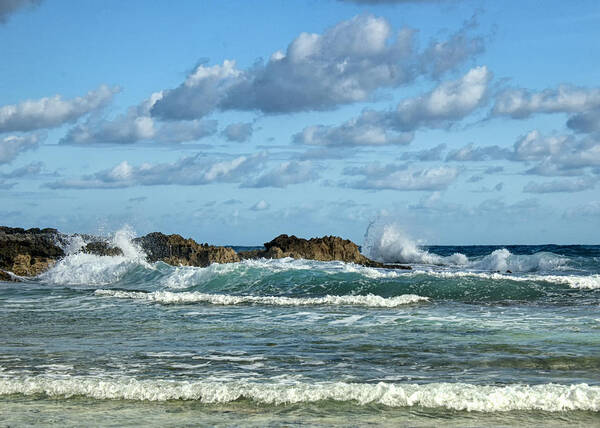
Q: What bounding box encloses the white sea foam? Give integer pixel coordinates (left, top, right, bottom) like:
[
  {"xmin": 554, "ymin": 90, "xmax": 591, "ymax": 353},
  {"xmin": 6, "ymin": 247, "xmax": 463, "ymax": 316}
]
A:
[
  {"xmin": 39, "ymin": 226, "xmax": 151, "ymax": 286},
  {"xmin": 409, "ymin": 270, "xmax": 600, "ymax": 289},
  {"xmin": 94, "ymin": 289, "xmax": 429, "ymax": 307},
  {"xmin": 0, "ymin": 376, "xmax": 598, "ymax": 411}
]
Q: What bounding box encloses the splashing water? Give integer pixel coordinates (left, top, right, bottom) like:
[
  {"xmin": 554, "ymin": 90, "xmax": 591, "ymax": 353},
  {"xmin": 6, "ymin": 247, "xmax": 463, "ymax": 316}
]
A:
[
  {"xmin": 362, "ymin": 220, "xmax": 467, "ymax": 265},
  {"xmin": 39, "ymin": 226, "xmax": 150, "ymax": 286}
]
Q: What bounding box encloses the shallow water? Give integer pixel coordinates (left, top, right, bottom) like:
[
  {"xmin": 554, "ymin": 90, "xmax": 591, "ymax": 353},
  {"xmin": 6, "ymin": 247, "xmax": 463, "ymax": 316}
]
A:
[{"xmin": 1, "ymin": 230, "xmax": 599, "ymax": 426}]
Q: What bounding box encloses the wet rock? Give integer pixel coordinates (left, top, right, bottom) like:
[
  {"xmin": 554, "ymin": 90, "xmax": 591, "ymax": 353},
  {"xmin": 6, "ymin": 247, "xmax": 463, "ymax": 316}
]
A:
[
  {"xmin": 82, "ymin": 241, "xmax": 124, "ymax": 257},
  {"xmin": 0, "ymin": 226, "xmax": 64, "ymax": 276},
  {"xmin": 239, "ymin": 234, "xmax": 411, "ymax": 269},
  {"xmin": 135, "ymin": 232, "xmax": 240, "ymax": 267}
]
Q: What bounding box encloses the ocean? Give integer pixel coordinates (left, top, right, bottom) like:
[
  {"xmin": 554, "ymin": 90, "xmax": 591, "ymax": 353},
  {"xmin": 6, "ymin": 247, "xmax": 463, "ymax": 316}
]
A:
[{"xmin": 1, "ymin": 226, "xmax": 599, "ymax": 426}]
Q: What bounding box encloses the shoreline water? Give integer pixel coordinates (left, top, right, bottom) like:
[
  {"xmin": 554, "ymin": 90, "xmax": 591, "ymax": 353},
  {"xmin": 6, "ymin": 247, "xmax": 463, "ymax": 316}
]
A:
[{"xmin": 1, "ymin": 225, "xmax": 599, "ymax": 426}]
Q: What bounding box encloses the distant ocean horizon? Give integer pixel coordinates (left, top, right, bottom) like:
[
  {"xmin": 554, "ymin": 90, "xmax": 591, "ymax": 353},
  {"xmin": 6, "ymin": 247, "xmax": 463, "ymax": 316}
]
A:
[{"xmin": 1, "ymin": 223, "xmax": 599, "ymax": 426}]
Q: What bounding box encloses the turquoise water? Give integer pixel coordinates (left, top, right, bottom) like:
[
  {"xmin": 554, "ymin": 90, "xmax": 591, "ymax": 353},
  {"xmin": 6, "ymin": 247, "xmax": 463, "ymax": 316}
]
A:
[{"xmin": 1, "ymin": 231, "xmax": 599, "ymax": 426}]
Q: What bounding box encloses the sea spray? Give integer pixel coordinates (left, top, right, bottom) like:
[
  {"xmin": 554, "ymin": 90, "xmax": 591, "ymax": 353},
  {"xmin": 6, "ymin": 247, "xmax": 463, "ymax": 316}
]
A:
[
  {"xmin": 362, "ymin": 219, "xmax": 569, "ymax": 272},
  {"xmin": 39, "ymin": 226, "xmax": 151, "ymax": 286},
  {"xmin": 362, "ymin": 219, "xmax": 467, "ymax": 265}
]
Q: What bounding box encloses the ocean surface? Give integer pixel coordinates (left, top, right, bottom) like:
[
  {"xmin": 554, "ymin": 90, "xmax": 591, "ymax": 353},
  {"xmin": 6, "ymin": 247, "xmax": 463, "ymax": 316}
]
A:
[{"xmin": 1, "ymin": 226, "xmax": 599, "ymax": 427}]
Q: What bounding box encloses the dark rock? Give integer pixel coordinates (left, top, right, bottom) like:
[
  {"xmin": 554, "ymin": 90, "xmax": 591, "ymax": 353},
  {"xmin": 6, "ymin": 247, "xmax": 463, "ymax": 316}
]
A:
[
  {"xmin": 134, "ymin": 232, "xmax": 239, "ymax": 267},
  {"xmin": 0, "ymin": 226, "xmax": 64, "ymax": 276},
  {"xmin": 239, "ymin": 234, "xmax": 411, "ymax": 269},
  {"xmin": 0, "ymin": 269, "xmax": 18, "ymax": 282},
  {"xmin": 82, "ymin": 241, "xmax": 124, "ymax": 257}
]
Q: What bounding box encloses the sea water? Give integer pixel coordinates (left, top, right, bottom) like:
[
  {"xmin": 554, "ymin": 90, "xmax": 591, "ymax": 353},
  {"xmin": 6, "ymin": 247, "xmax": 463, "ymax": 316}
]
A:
[{"xmin": 1, "ymin": 225, "xmax": 599, "ymax": 426}]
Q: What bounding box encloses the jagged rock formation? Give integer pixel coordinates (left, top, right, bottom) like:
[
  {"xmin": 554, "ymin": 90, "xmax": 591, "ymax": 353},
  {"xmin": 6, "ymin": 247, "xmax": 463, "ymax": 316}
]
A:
[
  {"xmin": 0, "ymin": 226, "xmax": 410, "ymax": 278},
  {"xmin": 238, "ymin": 234, "xmax": 410, "ymax": 269},
  {"xmin": 134, "ymin": 232, "xmax": 240, "ymax": 267},
  {"xmin": 0, "ymin": 226, "xmax": 64, "ymax": 277}
]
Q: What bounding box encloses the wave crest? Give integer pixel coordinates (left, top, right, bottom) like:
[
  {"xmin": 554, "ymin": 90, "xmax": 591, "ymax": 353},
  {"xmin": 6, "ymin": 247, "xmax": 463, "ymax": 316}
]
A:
[
  {"xmin": 94, "ymin": 289, "xmax": 429, "ymax": 307},
  {"xmin": 1, "ymin": 377, "xmax": 598, "ymax": 411}
]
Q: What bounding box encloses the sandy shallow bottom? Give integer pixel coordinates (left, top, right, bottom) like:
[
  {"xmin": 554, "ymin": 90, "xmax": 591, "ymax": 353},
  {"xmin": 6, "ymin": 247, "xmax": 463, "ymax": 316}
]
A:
[{"xmin": 2, "ymin": 397, "xmax": 600, "ymax": 427}]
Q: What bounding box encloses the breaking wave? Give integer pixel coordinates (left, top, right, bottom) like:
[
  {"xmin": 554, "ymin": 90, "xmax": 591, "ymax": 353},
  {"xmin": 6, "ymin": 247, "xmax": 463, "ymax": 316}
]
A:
[
  {"xmin": 38, "ymin": 227, "xmax": 152, "ymax": 286},
  {"xmin": 94, "ymin": 289, "xmax": 429, "ymax": 307},
  {"xmin": 1, "ymin": 376, "xmax": 598, "ymax": 412},
  {"xmin": 362, "ymin": 220, "xmax": 569, "ymax": 273}
]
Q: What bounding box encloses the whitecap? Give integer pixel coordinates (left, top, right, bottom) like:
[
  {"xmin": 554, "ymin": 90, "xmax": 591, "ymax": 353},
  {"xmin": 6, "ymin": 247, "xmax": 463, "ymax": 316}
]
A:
[
  {"xmin": 94, "ymin": 289, "xmax": 429, "ymax": 307},
  {"xmin": 1, "ymin": 376, "xmax": 598, "ymax": 411}
]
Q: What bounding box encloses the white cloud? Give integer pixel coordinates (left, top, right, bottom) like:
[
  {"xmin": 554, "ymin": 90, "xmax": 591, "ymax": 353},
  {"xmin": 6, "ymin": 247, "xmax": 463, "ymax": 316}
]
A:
[
  {"xmin": 512, "ymin": 130, "xmax": 569, "ymax": 161},
  {"xmin": 392, "ymin": 66, "xmax": 491, "ymax": 130},
  {"xmin": 446, "ymin": 142, "xmax": 510, "ymax": 161},
  {"xmin": 295, "ymin": 67, "xmax": 490, "ymax": 147},
  {"xmin": 492, "ymin": 85, "xmax": 600, "ymax": 119},
  {"xmin": 60, "ymin": 92, "xmax": 217, "ymax": 144},
  {"xmin": 44, "ymin": 153, "xmax": 266, "ymax": 189},
  {"xmin": 0, "ymin": 133, "xmax": 43, "ymax": 164},
  {"xmin": 244, "ymin": 160, "xmax": 318, "ymax": 188},
  {"xmin": 222, "ymin": 122, "xmax": 253, "ymax": 142},
  {"xmin": 250, "ymin": 200, "xmax": 270, "ymax": 211},
  {"xmin": 523, "ymin": 177, "xmax": 597, "ymax": 193},
  {"xmin": 344, "ymin": 163, "xmax": 460, "ymax": 190},
  {"xmin": 0, "ymin": 85, "xmax": 119, "ymax": 132},
  {"xmin": 294, "ymin": 120, "xmax": 413, "ymax": 146},
  {"xmin": 400, "ymin": 143, "xmax": 446, "ymax": 161},
  {"xmin": 440, "ymin": 130, "xmax": 600, "ymax": 177},
  {"xmin": 151, "ymin": 15, "xmax": 483, "ymax": 119},
  {"xmin": 0, "ymin": 161, "xmax": 49, "ymax": 179}
]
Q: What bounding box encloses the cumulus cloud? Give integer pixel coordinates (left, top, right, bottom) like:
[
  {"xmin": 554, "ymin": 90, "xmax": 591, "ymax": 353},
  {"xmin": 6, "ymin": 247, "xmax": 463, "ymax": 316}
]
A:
[
  {"xmin": 222, "ymin": 122, "xmax": 253, "ymax": 142},
  {"xmin": 294, "ymin": 118, "xmax": 414, "ymax": 146},
  {"xmin": 295, "ymin": 66, "xmax": 490, "ymax": 147},
  {"xmin": 344, "ymin": 162, "xmax": 459, "ymax": 190},
  {"xmin": 0, "ymin": 161, "xmax": 50, "ymax": 179},
  {"xmin": 516, "ymin": 131, "xmax": 600, "ymax": 174},
  {"xmin": 442, "ymin": 130, "xmax": 600, "ymax": 177},
  {"xmin": 492, "ymin": 85, "xmax": 600, "ymax": 119},
  {"xmin": 0, "ymin": 0, "xmax": 41, "ymax": 23},
  {"xmin": 392, "ymin": 66, "xmax": 491, "ymax": 130},
  {"xmin": 400, "ymin": 143, "xmax": 446, "ymax": 161},
  {"xmin": 0, "ymin": 85, "xmax": 119, "ymax": 133},
  {"xmin": 60, "ymin": 92, "xmax": 217, "ymax": 144},
  {"xmin": 243, "ymin": 160, "xmax": 318, "ymax": 188},
  {"xmin": 250, "ymin": 200, "xmax": 270, "ymax": 211},
  {"xmin": 567, "ymin": 109, "xmax": 600, "ymax": 134},
  {"xmin": 44, "ymin": 153, "xmax": 266, "ymax": 189},
  {"xmin": 446, "ymin": 142, "xmax": 510, "ymax": 161},
  {"xmin": 151, "ymin": 15, "xmax": 483, "ymax": 119},
  {"xmin": 523, "ymin": 177, "xmax": 597, "ymax": 193},
  {"xmin": 0, "ymin": 133, "xmax": 43, "ymax": 164}
]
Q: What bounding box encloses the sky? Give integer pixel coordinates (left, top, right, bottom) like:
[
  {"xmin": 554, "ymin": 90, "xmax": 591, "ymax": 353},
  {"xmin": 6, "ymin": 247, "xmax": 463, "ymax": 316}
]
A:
[{"xmin": 1, "ymin": 0, "xmax": 600, "ymax": 245}]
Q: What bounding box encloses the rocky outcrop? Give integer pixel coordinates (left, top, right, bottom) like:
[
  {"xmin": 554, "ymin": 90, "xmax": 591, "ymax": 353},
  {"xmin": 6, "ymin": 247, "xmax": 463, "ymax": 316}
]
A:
[
  {"xmin": 0, "ymin": 227, "xmax": 64, "ymax": 277},
  {"xmin": 238, "ymin": 234, "xmax": 410, "ymax": 269},
  {"xmin": 82, "ymin": 241, "xmax": 124, "ymax": 257},
  {"xmin": 0, "ymin": 226, "xmax": 410, "ymax": 277},
  {"xmin": 134, "ymin": 232, "xmax": 240, "ymax": 267}
]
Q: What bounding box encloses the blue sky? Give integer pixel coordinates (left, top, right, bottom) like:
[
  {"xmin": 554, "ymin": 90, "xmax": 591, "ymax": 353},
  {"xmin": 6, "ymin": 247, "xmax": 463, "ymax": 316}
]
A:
[{"xmin": 1, "ymin": 0, "xmax": 599, "ymax": 245}]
